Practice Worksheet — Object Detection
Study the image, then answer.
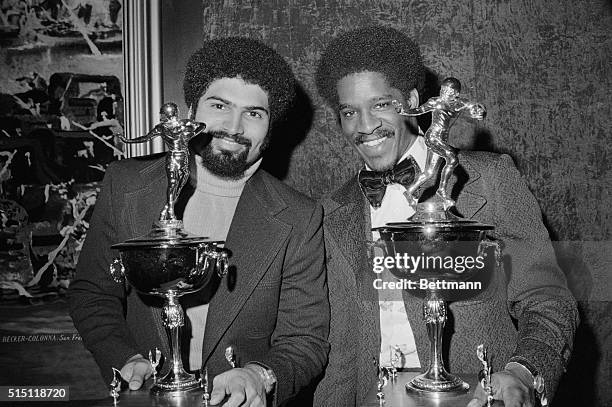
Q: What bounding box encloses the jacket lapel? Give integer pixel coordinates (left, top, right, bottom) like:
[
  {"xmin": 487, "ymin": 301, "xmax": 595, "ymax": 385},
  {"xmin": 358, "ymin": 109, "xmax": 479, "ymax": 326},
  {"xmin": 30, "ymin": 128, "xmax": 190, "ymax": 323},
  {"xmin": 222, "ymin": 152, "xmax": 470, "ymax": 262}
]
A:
[
  {"xmin": 202, "ymin": 171, "xmax": 290, "ymax": 364},
  {"xmin": 326, "ymin": 177, "xmax": 378, "ymax": 304},
  {"xmin": 122, "ymin": 158, "xmax": 172, "ymax": 358},
  {"xmin": 123, "ymin": 158, "xmax": 167, "ymax": 239},
  {"xmin": 326, "ymin": 177, "xmax": 381, "ymax": 397}
]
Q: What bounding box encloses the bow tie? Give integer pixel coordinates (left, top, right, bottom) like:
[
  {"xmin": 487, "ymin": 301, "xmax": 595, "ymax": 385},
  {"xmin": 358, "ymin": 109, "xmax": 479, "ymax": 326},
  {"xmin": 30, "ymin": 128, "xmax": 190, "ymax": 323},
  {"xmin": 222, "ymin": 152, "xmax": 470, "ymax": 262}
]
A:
[{"xmin": 358, "ymin": 157, "xmax": 418, "ymax": 208}]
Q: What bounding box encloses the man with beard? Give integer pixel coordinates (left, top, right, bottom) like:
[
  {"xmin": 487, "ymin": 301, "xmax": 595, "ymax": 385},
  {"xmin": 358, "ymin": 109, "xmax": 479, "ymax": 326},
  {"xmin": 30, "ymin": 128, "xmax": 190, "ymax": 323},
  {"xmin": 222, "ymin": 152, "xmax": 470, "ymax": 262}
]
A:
[
  {"xmin": 313, "ymin": 26, "xmax": 577, "ymax": 407},
  {"xmin": 69, "ymin": 37, "xmax": 329, "ymax": 407}
]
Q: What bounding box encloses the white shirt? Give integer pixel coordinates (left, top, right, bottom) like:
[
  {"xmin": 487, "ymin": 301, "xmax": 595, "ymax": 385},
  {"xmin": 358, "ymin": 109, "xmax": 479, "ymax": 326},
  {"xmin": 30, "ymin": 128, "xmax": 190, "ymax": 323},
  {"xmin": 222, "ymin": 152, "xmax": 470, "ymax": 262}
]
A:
[{"xmin": 371, "ymin": 136, "xmax": 427, "ymax": 368}]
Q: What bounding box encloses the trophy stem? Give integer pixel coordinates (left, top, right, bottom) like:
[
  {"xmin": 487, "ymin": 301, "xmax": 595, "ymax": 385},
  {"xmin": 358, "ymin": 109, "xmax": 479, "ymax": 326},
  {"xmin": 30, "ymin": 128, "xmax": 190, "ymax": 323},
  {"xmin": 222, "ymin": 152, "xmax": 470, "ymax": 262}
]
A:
[
  {"xmin": 406, "ymin": 291, "xmax": 469, "ymax": 396},
  {"xmin": 152, "ymin": 290, "xmax": 200, "ymax": 393},
  {"xmin": 427, "ymin": 294, "xmax": 445, "ymax": 377}
]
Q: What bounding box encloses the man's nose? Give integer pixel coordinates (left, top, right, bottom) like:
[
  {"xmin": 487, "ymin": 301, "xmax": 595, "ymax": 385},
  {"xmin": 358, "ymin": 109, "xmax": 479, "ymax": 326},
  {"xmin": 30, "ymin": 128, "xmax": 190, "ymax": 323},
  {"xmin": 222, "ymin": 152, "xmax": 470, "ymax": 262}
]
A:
[
  {"xmin": 358, "ymin": 111, "xmax": 381, "ymax": 134},
  {"xmin": 223, "ymin": 110, "xmax": 244, "ymax": 135}
]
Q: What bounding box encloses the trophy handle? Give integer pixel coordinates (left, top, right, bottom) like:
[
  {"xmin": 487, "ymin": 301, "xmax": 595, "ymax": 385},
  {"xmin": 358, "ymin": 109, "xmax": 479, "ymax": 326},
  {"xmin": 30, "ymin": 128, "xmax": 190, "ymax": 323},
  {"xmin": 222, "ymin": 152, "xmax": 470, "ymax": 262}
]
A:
[
  {"xmin": 197, "ymin": 248, "xmax": 211, "ymax": 275},
  {"xmin": 109, "ymin": 257, "xmax": 125, "ymax": 283},
  {"xmin": 215, "ymin": 251, "xmax": 229, "ymax": 278},
  {"xmin": 197, "ymin": 244, "xmax": 229, "ymax": 278},
  {"xmin": 478, "ymin": 237, "xmax": 501, "ymax": 267}
]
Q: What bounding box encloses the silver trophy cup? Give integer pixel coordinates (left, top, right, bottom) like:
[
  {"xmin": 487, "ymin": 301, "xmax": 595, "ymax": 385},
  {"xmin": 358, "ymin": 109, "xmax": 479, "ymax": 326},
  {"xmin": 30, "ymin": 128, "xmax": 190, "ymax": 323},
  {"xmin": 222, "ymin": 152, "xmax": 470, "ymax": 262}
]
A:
[
  {"xmin": 375, "ymin": 203, "xmax": 498, "ymax": 395},
  {"xmin": 109, "ymin": 103, "xmax": 229, "ymax": 393},
  {"xmin": 375, "ymin": 79, "xmax": 499, "ymax": 396}
]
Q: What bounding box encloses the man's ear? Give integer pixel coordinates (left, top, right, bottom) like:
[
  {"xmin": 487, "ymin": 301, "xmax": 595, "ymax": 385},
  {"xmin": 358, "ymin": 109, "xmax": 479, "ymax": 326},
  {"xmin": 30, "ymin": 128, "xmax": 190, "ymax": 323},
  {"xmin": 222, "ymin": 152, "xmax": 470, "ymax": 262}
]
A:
[{"xmin": 407, "ymin": 88, "xmax": 420, "ymax": 109}]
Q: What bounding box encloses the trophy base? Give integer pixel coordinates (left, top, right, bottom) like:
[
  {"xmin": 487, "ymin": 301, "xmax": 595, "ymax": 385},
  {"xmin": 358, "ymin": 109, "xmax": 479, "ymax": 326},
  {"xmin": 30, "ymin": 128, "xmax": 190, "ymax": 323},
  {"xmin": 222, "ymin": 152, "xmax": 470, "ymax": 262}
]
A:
[
  {"xmin": 151, "ymin": 369, "xmax": 201, "ymax": 393},
  {"xmin": 406, "ymin": 371, "xmax": 469, "ymax": 397},
  {"xmin": 408, "ymin": 199, "xmax": 459, "ymax": 222}
]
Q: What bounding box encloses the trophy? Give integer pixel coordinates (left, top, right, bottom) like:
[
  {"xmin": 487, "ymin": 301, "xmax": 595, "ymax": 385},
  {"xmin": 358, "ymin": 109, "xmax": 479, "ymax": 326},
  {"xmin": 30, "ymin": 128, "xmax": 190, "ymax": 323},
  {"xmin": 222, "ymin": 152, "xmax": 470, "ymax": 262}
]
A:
[
  {"xmin": 374, "ymin": 78, "xmax": 499, "ymax": 396},
  {"xmin": 477, "ymin": 344, "xmax": 494, "ymax": 407},
  {"xmin": 225, "ymin": 346, "xmax": 238, "ymax": 368},
  {"xmin": 149, "ymin": 347, "xmax": 161, "ymax": 384},
  {"xmin": 373, "ymin": 358, "xmax": 390, "ymax": 405},
  {"xmin": 109, "ymin": 367, "xmax": 121, "ymax": 405},
  {"xmin": 110, "ymin": 103, "xmax": 230, "ymax": 393},
  {"xmin": 200, "ymin": 367, "xmax": 211, "ymax": 407}
]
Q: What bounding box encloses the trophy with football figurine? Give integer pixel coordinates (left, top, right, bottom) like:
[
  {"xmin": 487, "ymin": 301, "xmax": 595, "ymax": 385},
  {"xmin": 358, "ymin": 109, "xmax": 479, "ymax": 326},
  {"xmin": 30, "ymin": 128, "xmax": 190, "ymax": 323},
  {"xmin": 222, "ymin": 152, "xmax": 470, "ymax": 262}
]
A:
[
  {"xmin": 110, "ymin": 103, "xmax": 230, "ymax": 393},
  {"xmin": 375, "ymin": 78, "xmax": 499, "ymax": 396}
]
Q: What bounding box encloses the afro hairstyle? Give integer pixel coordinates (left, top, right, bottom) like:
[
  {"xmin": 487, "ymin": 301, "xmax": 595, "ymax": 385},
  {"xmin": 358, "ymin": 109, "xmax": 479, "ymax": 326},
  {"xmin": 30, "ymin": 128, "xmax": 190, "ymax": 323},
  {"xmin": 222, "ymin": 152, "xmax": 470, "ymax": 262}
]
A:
[
  {"xmin": 183, "ymin": 37, "xmax": 296, "ymax": 126},
  {"xmin": 315, "ymin": 26, "xmax": 425, "ymax": 107}
]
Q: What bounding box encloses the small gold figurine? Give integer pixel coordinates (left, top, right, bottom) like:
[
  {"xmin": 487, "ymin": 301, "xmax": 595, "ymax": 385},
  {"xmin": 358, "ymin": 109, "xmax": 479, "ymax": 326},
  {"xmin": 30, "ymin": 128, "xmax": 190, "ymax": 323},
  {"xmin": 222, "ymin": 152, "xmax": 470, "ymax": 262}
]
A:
[
  {"xmin": 109, "ymin": 367, "xmax": 122, "ymax": 406},
  {"xmin": 389, "ymin": 345, "xmax": 401, "ymax": 380},
  {"xmin": 373, "ymin": 358, "xmax": 388, "ymax": 405},
  {"xmin": 225, "ymin": 346, "xmax": 237, "ymax": 368},
  {"xmin": 200, "ymin": 367, "xmax": 210, "ymax": 407},
  {"xmin": 148, "ymin": 347, "xmax": 161, "ymax": 384},
  {"xmin": 477, "ymin": 344, "xmax": 494, "ymax": 407}
]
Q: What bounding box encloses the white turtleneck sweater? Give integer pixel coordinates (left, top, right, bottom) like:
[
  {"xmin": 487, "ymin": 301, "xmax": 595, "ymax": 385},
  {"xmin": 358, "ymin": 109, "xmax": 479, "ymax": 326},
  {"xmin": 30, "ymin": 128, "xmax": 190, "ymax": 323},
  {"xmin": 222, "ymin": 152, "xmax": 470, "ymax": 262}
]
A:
[{"xmin": 183, "ymin": 155, "xmax": 261, "ymax": 370}]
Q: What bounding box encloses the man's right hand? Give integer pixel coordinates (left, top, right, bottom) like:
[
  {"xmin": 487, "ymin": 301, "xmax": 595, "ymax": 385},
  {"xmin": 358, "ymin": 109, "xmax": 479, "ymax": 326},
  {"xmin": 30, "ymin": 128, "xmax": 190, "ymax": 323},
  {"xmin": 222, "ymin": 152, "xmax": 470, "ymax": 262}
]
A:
[{"xmin": 120, "ymin": 354, "xmax": 153, "ymax": 390}]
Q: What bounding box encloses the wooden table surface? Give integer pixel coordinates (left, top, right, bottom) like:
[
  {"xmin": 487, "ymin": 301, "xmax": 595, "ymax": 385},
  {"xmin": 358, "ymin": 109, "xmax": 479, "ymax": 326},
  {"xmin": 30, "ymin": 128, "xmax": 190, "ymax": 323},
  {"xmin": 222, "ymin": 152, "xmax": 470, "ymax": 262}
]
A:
[{"xmin": 361, "ymin": 371, "xmax": 503, "ymax": 407}]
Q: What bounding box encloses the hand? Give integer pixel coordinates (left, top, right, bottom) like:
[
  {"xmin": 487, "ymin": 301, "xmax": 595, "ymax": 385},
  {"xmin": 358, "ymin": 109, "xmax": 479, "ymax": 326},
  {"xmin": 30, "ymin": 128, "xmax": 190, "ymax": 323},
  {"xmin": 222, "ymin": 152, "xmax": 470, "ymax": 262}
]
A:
[
  {"xmin": 467, "ymin": 368, "xmax": 535, "ymax": 407},
  {"xmin": 120, "ymin": 354, "xmax": 153, "ymax": 390},
  {"xmin": 210, "ymin": 366, "xmax": 266, "ymax": 407}
]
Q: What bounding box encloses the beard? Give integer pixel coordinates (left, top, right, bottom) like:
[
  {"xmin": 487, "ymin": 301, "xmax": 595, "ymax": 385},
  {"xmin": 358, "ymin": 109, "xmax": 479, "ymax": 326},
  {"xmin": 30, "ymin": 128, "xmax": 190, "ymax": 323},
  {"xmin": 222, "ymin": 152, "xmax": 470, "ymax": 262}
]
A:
[
  {"xmin": 200, "ymin": 145, "xmax": 248, "ymax": 179},
  {"xmin": 196, "ymin": 130, "xmax": 268, "ymax": 180}
]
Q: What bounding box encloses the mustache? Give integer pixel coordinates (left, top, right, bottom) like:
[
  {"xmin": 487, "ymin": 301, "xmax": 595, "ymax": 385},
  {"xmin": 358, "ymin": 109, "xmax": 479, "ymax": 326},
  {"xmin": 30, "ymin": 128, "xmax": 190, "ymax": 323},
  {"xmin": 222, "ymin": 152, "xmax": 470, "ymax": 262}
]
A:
[
  {"xmin": 208, "ymin": 130, "xmax": 252, "ymax": 147},
  {"xmin": 355, "ymin": 128, "xmax": 394, "ymax": 145}
]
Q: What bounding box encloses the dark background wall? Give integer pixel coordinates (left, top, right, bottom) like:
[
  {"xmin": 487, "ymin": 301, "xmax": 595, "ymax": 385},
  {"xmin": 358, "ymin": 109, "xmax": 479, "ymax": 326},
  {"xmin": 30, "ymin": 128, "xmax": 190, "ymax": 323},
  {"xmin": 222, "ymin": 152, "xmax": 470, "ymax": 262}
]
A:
[
  {"xmin": 161, "ymin": 0, "xmax": 204, "ymax": 114},
  {"xmin": 163, "ymin": 1, "xmax": 610, "ymax": 405}
]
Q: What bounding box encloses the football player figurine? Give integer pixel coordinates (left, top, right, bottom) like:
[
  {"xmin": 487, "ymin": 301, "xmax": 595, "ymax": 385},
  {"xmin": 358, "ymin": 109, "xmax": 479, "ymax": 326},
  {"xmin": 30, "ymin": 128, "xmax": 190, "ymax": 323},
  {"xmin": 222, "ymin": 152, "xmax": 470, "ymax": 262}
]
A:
[
  {"xmin": 394, "ymin": 77, "xmax": 486, "ymax": 210},
  {"xmin": 120, "ymin": 103, "xmax": 208, "ymax": 222}
]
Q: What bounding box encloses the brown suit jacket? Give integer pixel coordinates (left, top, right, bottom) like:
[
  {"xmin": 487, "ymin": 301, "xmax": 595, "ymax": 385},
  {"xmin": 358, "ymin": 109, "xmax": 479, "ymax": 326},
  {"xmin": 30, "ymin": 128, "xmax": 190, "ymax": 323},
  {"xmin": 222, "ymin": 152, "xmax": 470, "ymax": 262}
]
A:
[
  {"xmin": 68, "ymin": 154, "xmax": 330, "ymax": 405},
  {"xmin": 314, "ymin": 151, "xmax": 578, "ymax": 406}
]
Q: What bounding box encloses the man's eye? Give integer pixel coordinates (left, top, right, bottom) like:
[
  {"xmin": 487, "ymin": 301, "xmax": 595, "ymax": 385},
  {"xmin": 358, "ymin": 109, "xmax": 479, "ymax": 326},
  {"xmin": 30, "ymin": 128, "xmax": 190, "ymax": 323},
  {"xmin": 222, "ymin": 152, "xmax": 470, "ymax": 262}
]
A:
[
  {"xmin": 212, "ymin": 103, "xmax": 226, "ymax": 110},
  {"xmin": 340, "ymin": 110, "xmax": 356, "ymax": 118},
  {"xmin": 374, "ymin": 101, "xmax": 391, "ymax": 110},
  {"xmin": 246, "ymin": 111, "xmax": 263, "ymax": 119}
]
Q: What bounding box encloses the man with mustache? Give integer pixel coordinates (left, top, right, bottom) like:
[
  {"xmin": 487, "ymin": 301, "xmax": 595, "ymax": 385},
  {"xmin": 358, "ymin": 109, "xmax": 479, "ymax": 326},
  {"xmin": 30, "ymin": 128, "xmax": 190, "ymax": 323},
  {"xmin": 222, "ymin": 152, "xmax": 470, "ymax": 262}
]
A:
[
  {"xmin": 313, "ymin": 26, "xmax": 577, "ymax": 407},
  {"xmin": 69, "ymin": 37, "xmax": 329, "ymax": 407}
]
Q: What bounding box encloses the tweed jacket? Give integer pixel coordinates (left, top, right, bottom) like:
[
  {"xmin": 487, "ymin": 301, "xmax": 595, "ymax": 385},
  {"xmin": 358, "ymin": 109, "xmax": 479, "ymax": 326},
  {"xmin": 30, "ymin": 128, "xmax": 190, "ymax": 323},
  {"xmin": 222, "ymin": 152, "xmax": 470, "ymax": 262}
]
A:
[
  {"xmin": 314, "ymin": 151, "xmax": 578, "ymax": 406},
  {"xmin": 68, "ymin": 154, "xmax": 330, "ymax": 405}
]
